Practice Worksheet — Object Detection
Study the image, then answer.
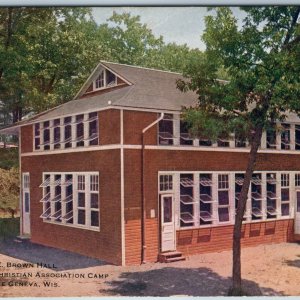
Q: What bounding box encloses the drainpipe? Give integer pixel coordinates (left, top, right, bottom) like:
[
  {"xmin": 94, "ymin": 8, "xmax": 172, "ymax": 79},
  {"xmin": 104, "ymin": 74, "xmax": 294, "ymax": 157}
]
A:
[{"xmin": 141, "ymin": 112, "xmax": 164, "ymax": 264}]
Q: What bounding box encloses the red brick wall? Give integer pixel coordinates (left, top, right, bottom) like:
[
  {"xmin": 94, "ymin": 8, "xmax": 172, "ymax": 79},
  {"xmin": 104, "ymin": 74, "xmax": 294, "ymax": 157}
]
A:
[
  {"xmin": 124, "ymin": 147, "xmax": 300, "ymax": 265},
  {"xmin": 99, "ymin": 109, "xmax": 120, "ymax": 145},
  {"xmin": 21, "ymin": 149, "xmax": 122, "ymax": 265},
  {"xmin": 21, "ymin": 125, "xmax": 33, "ymax": 153},
  {"xmin": 123, "ymin": 110, "xmax": 158, "ymax": 145},
  {"xmin": 177, "ymin": 219, "xmax": 294, "ymax": 256}
]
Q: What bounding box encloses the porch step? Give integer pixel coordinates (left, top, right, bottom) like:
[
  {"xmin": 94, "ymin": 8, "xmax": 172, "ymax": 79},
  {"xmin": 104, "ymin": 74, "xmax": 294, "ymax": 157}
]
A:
[{"xmin": 158, "ymin": 251, "xmax": 186, "ymax": 263}]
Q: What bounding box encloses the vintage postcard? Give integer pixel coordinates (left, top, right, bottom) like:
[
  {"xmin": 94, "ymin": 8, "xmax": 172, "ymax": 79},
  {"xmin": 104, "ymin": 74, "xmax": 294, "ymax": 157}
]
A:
[{"xmin": 0, "ymin": 3, "xmax": 300, "ymax": 297}]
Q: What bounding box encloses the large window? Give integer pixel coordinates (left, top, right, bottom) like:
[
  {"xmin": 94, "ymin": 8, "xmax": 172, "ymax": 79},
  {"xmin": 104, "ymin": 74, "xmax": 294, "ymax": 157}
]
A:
[
  {"xmin": 158, "ymin": 114, "xmax": 174, "ymax": 145},
  {"xmin": 172, "ymin": 170, "xmax": 295, "ymax": 230},
  {"xmin": 40, "ymin": 172, "xmax": 99, "ymax": 230},
  {"xmin": 34, "ymin": 112, "xmax": 99, "ymax": 151}
]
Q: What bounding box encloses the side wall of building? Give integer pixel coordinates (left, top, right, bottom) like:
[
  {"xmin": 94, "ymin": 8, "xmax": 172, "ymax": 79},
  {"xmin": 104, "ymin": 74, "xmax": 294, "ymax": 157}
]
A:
[
  {"xmin": 123, "ymin": 110, "xmax": 299, "ymax": 265},
  {"xmin": 21, "ymin": 149, "xmax": 122, "ymax": 265}
]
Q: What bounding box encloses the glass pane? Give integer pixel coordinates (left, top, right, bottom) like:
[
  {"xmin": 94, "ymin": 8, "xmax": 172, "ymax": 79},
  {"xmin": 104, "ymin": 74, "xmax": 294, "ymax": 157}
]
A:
[
  {"xmin": 281, "ymin": 203, "xmax": 290, "ymax": 216},
  {"xmin": 281, "ymin": 188, "xmax": 289, "ymax": 201},
  {"xmin": 218, "ymin": 190, "xmax": 229, "ymax": 205},
  {"xmin": 78, "ymin": 193, "xmax": 85, "ymax": 207},
  {"xmin": 218, "ymin": 207, "xmax": 229, "ymax": 222},
  {"xmin": 78, "ymin": 209, "xmax": 85, "ymax": 225},
  {"xmin": 91, "ymin": 194, "xmax": 99, "ymax": 209},
  {"xmin": 91, "ymin": 211, "xmax": 99, "ymax": 227},
  {"xmin": 163, "ymin": 197, "xmax": 172, "ymax": 223},
  {"xmin": 24, "ymin": 193, "xmax": 30, "ymax": 213}
]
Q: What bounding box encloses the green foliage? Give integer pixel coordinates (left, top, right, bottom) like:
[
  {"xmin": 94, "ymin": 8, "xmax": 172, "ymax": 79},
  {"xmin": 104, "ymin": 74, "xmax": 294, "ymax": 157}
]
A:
[
  {"xmin": 0, "ymin": 167, "xmax": 19, "ymax": 216},
  {"xmin": 0, "ymin": 9, "xmax": 204, "ymax": 122},
  {"xmin": 0, "ymin": 218, "xmax": 20, "ymax": 240},
  {"xmin": 180, "ymin": 7, "xmax": 300, "ymax": 141},
  {"xmin": 0, "ymin": 148, "xmax": 18, "ymax": 169}
]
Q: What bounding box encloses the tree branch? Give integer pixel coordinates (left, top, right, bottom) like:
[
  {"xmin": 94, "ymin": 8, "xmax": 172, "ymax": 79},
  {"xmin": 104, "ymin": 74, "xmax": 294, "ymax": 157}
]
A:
[{"xmin": 282, "ymin": 7, "xmax": 300, "ymax": 46}]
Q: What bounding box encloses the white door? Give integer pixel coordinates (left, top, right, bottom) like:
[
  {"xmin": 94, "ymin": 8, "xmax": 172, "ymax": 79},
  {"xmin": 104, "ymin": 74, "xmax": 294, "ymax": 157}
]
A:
[
  {"xmin": 161, "ymin": 194, "xmax": 176, "ymax": 252},
  {"xmin": 22, "ymin": 173, "xmax": 31, "ymax": 235}
]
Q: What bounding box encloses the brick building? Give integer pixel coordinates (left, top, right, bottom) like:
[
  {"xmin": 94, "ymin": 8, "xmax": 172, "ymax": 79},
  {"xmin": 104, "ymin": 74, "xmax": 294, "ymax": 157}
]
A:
[{"xmin": 2, "ymin": 61, "xmax": 300, "ymax": 265}]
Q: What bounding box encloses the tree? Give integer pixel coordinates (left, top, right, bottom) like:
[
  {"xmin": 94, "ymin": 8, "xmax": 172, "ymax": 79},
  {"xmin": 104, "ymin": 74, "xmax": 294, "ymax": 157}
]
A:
[
  {"xmin": 178, "ymin": 6, "xmax": 300, "ymax": 295},
  {"xmin": 0, "ymin": 8, "xmax": 105, "ymax": 118}
]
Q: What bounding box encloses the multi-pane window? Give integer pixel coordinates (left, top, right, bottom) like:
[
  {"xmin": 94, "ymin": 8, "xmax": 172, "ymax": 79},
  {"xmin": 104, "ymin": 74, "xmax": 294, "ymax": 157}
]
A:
[
  {"xmin": 76, "ymin": 114, "xmax": 84, "ymax": 147},
  {"xmin": 173, "ymin": 171, "xmax": 298, "ymax": 230},
  {"xmin": 34, "ymin": 124, "xmax": 40, "ymax": 150},
  {"xmin": 281, "ymin": 173, "xmax": 290, "ymax": 216},
  {"xmin": 296, "ymin": 125, "xmax": 300, "ymax": 150},
  {"xmin": 94, "ymin": 69, "xmax": 117, "ymax": 90},
  {"xmin": 251, "ymin": 174, "xmax": 263, "ymax": 220},
  {"xmin": 40, "ymin": 172, "xmax": 99, "ymax": 230},
  {"xmin": 218, "ymin": 174, "xmax": 230, "ymax": 222},
  {"xmin": 53, "ymin": 119, "xmax": 61, "ymax": 149},
  {"xmin": 266, "ymin": 128, "xmax": 277, "ymax": 149},
  {"xmin": 43, "ymin": 121, "xmax": 50, "ymax": 150},
  {"xmin": 95, "ymin": 70, "xmax": 104, "ymax": 89},
  {"xmin": 266, "ymin": 173, "xmax": 278, "ymax": 219},
  {"xmin": 158, "ymin": 114, "xmax": 174, "ymax": 145},
  {"xmin": 34, "ymin": 112, "xmax": 99, "ymax": 151},
  {"xmin": 281, "ymin": 124, "xmax": 291, "ymax": 150},
  {"xmin": 64, "ymin": 117, "xmax": 72, "ymax": 149},
  {"xmin": 180, "ymin": 121, "xmax": 193, "ymax": 146},
  {"xmin": 159, "ymin": 175, "xmax": 173, "ymax": 191},
  {"xmin": 199, "ymin": 174, "xmax": 213, "ymax": 225},
  {"xmin": 179, "ymin": 174, "xmax": 195, "ymax": 227},
  {"xmin": 88, "ymin": 112, "xmax": 98, "ymax": 146},
  {"xmin": 90, "ymin": 175, "xmax": 99, "ymax": 227}
]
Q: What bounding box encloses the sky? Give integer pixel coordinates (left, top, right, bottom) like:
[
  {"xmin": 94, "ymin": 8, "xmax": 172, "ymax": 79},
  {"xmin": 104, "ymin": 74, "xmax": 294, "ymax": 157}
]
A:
[{"xmin": 92, "ymin": 7, "xmax": 246, "ymax": 50}]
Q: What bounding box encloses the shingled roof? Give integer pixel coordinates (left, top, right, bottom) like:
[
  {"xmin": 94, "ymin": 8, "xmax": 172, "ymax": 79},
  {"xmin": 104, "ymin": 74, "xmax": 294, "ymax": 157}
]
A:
[{"xmin": 0, "ymin": 61, "xmax": 198, "ymax": 134}]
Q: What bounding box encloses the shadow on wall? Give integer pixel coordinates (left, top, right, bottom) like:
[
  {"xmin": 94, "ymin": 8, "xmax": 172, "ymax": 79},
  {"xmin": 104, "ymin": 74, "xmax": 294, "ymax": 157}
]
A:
[
  {"xmin": 100, "ymin": 267, "xmax": 284, "ymax": 296},
  {"xmin": 0, "ymin": 239, "xmax": 109, "ymax": 271}
]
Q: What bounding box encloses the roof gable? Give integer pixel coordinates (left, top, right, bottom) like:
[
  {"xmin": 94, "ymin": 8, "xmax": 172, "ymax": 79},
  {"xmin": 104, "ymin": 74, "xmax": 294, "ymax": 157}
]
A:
[{"xmin": 74, "ymin": 63, "xmax": 132, "ymax": 99}]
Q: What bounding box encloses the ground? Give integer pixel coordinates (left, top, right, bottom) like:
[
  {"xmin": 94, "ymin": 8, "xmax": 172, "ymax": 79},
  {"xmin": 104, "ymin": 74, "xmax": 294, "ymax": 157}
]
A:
[{"xmin": 0, "ymin": 237, "xmax": 300, "ymax": 296}]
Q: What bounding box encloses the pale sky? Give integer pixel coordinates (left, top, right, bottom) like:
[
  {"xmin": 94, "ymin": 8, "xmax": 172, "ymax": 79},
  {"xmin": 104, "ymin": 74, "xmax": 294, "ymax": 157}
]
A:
[{"xmin": 92, "ymin": 7, "xmax": 245, "ymax": 50}]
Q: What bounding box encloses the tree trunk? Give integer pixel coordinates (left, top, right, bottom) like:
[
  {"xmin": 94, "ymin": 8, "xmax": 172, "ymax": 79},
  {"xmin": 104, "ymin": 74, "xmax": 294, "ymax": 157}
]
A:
[{"xmin": 231, "ymin": 126, "xmax": 263, "ymax": 294}]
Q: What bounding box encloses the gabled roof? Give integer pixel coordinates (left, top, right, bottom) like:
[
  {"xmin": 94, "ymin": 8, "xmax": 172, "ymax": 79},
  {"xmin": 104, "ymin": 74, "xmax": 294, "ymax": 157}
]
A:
[{"xmin": 0, "ymin": 62, "xmax": 198, "ymax": 132}]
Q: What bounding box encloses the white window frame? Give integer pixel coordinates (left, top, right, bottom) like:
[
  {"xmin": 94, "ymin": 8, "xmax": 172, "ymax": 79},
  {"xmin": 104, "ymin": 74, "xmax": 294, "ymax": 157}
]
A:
[
  {"xmin": 159, "ymin": 170, "xmax": 297, "ymax": 231},
  {"xmin": 33, "ymin": 112, "xmax": 99, "ymax": 152},
  {"xmin": 40, "ymin": 172, "xmax": 100, "ymax": 231}
]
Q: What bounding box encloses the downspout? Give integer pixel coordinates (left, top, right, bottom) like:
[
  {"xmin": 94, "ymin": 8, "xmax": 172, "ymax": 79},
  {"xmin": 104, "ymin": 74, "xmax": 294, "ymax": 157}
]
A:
[{"xmin": 141, "ymin": 112, "xmax": 164, "ymax": 264}]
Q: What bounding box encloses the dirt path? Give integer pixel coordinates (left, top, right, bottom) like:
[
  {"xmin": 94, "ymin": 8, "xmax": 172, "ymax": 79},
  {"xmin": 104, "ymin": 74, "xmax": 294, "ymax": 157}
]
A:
[{"xmin": 0, "ymin": 239, "xmax": 300, "ymax": 296}]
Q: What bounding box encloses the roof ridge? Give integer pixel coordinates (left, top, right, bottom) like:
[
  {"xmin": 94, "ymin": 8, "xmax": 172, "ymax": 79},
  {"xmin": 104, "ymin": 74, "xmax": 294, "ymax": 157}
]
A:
[{"xmin": 100, "ymin": 60, "xmax": 182, "ymax": 76}]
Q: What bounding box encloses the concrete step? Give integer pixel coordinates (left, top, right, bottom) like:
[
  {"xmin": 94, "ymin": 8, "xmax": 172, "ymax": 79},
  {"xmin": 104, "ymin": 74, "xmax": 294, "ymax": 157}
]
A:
[
  {"xmin": 15, "ymin": 235, "xmax": 30, "ymax": 243},
  {"xmin": 158, "ymin": 251, "xmax": 186, "ymax": 263}
]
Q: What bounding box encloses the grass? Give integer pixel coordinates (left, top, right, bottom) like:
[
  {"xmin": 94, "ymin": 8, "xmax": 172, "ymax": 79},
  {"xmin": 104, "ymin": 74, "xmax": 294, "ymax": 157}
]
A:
[{"xmin": 0, "ymin": 217, "xmax": 20, "ymax": 240}]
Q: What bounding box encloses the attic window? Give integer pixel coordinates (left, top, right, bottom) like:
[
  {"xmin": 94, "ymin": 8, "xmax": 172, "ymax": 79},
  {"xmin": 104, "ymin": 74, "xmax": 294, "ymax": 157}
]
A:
[
  {"xmin": 94, "ymin": 69, "xmax": 117, "ymax": 90},
  {"xmin": 95, "ymin": 71, "xmax": 104, "ymax": 89}
]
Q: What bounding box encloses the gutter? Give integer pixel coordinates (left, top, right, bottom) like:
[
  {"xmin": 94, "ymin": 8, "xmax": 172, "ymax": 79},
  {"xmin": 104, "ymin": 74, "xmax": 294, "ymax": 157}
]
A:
[{"xmin": 141, "ymin": 112, "xmax": 164, "ymax": 264}]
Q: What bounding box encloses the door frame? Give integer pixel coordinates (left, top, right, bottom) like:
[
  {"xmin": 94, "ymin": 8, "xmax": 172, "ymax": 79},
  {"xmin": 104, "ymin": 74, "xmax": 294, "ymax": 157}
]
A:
[{"xmin": 159, "ymin": 193, "xmax": 176, "ymax": 252}]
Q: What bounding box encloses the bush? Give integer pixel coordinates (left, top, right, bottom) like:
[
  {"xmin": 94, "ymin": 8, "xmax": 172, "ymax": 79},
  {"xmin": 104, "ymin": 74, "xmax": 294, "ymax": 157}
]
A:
[{"xmin": 0, "ymin": 167, "xmax": 19, "ymax": 217}]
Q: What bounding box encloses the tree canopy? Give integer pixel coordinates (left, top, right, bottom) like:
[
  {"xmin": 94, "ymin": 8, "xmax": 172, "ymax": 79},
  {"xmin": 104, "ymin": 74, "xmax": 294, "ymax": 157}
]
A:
[{"xmin": 0, "ymin": 8, "xmax": 203, "ymax": 122}]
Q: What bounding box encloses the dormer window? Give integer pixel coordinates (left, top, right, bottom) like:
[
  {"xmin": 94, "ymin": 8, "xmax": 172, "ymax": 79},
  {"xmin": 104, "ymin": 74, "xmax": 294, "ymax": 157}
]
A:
[{"xmin": 94, "ymin": 69, "xmax": 117, "ymax": 90}]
